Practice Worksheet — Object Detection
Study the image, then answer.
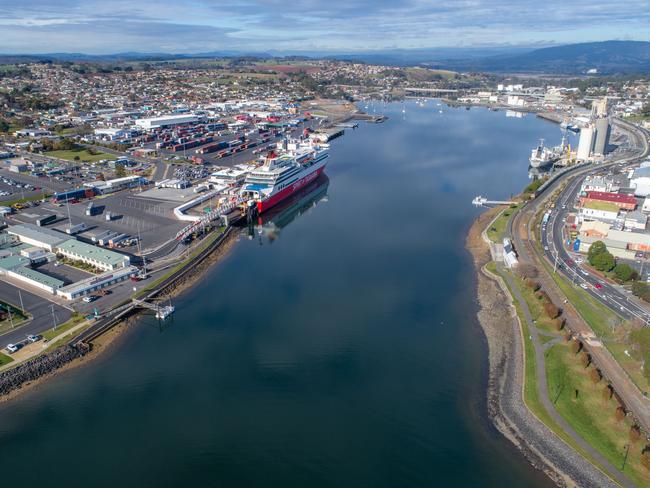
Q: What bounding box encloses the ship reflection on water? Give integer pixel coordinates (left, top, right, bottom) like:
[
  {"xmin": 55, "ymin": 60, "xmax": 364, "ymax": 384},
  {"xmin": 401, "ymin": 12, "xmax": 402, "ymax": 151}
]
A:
[{"xmin": 244, "ymin": 174, "xmax": 330, "ymax": 244}]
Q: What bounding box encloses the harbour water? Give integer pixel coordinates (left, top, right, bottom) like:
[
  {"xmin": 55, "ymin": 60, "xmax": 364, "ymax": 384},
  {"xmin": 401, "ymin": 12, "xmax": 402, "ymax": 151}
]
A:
[{"xmin": 0, "ymin": 102, "xmax": 566, "ymax": 487}]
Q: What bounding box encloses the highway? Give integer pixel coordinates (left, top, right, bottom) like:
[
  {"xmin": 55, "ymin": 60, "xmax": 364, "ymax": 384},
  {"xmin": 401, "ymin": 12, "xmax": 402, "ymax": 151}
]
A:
[
  {"xmin": 541, "ymin": 171, "xmax": 650, "ymax": 325},
  {"xmin": 508, "ymin": 118, "xmax": 650, "ymax": 433}
]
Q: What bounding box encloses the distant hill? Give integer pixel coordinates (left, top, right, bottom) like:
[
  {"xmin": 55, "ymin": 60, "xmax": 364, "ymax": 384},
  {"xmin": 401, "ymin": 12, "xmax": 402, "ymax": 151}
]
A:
[
  {"xmin": 1, "ymin": 41, "xmax": 649, "ymax": 74},
  {"xmin": 434, "ymin": 41, "xmax": 650, "ymax": 74}
]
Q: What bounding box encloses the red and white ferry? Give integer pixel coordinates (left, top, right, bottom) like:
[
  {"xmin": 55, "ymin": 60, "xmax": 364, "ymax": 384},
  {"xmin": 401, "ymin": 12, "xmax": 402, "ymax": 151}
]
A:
[{"xmin": 240, "ymin": 140, "xmax": 329, "ymax": 213}]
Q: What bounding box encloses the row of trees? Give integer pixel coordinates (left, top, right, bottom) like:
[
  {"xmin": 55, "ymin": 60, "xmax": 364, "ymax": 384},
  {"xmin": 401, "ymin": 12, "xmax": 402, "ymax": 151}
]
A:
[{"xmin": 588, "ymin": 241, "xmax": 638, "ymax": 281}]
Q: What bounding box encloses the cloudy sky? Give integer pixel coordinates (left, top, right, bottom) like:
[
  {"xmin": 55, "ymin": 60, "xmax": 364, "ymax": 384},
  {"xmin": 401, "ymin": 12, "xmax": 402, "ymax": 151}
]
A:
[{"xmin": 0, "ymin": 0, "xmax": 648, "ymax": 54}]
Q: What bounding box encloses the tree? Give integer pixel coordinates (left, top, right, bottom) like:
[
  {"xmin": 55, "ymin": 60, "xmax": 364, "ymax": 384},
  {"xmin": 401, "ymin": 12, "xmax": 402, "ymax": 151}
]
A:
[
  {"xmin": 630, "ymin": 425, "xmax": 641, "ymax": 443},
  {"xmin": 615, "ymin": 406, "xmax": 626, "ymax": 422},
  {"xmin": 516, "ymin": 264, "xmax": 538, "ymax": 279},
  {"xmin": 588, "ymin": 241, "xmax": 608, "ymax": 264},
  {"xmin": 544, "ymin": 301, "xmax": 561, "ymax": 319},
  {"xmin": 553, "ymin": 317, "xmax": 565, "ymax": 331},
  {"xmin": 592, "ymin": 251, "xmax": 615, "ymax": 272},
  {"xmin": 632, "ymin": 281, "xmax": 650, "ymax": 303},
  {"xmin": 602, "ymin": 384, "xmax": 613, "ymax": 401},
  {"xmin": 642, "ymin": 447, "xmax": 650, "ymax": 471},
  {"xmin": 590, "ymin": 368, "xmax": 602, "ymax": 384},
  {"xmin": 115, "ymin": 164, "xmax": 126, "ymax": 178},
  {"xmin": 579, "ymin": 351, "xmax": 591, "ymax": 368},
  {"xmin": 570, "ymin": 340, "xmax": 582, "ymax": 355},
  {"xmin": 614, "ymin": 263, "xmax": 638, "ymax": 282}
]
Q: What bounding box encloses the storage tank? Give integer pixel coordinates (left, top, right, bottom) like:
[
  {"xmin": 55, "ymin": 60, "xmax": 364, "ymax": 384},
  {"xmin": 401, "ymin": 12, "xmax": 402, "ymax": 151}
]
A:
[
  {"xmin": 577, "ymin": 125, "xmax": 595, "ymax": 160},
  {"xmin": 593, "ymin": 118, "xmax": 611, "ymax": 156}
]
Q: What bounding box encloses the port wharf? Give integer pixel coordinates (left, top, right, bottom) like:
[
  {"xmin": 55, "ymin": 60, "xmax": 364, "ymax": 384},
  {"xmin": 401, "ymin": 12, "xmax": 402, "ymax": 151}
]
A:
[{"xmin": 0, "ymin": 223, "xmax": 239, "ymax": 398}]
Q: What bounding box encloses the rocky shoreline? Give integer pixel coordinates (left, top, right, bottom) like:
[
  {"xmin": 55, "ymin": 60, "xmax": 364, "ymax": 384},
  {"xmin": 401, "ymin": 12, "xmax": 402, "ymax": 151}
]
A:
[
  {"xmin": 467, "ymin": 209, "xmax": 619, "ymax": 488},
  {"xmin": 0, "ymin": 229, "xmax": 240, "ymax": 405}
]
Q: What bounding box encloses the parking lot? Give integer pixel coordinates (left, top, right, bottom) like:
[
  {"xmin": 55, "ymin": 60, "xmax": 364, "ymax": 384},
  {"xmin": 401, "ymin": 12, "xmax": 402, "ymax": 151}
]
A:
[
  {"xmin": 34, "ymin": 261, "xmax": 93, "ymax": 285},
  {"xmin": 43, "ymin": 191, "xmax": 185, "ymax": 250}
]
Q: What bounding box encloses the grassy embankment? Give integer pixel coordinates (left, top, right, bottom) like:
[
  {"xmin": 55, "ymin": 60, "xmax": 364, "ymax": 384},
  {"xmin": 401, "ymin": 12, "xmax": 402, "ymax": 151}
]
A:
[
  {"xmin": 42, "ymin": 312, "xmax": 87, "ymax": 342},
  {"xmin": 536, "ymin": 240, "xmax": 650, "ymax": 394},
  {"xmin": 0, "ymin": 352, "xmax": 14, "ymax": 366},
  {"xmin": 0, "ymin": 193, "xmax": 52, "ymax": 207},
  {"xmin": 0, "ymin": 300, "xmax": 29, "ymax": 335},
  {"xmin": 489, "ymin": 262, "xmax": 650, "ymax": 485},
  {"xmin": 134, "ymin": 228, "xmax": 226, "ymax": 298},
  {"xmin": 45, "ymin": 148, "xmax": 116, "ymax": 163},
  {"xmin": 486, "ymin": 204, "xmax": 521, "ymax": 243}
]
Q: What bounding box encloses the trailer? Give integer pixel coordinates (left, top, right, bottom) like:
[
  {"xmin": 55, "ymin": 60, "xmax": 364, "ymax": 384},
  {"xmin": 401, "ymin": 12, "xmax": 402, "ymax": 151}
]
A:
[
  {"xmin": 98, "ymin": 232, "xmax": 119, "ymax": 246},
  {"xmin": 85, "ymin": 202, "xmax": 100, "ymax": 216},
  {"xmin": 66, "ymin": 222, "xmax": 87, "ymax": 235},
  {"xmin": 35, "ymin": 214, "xmax": 57, "ymax": 227},
  {"xmin": 108, "ymin": 233, "xmax": 128, "ymax": 248},
  {"xmin": 91, "ymin": 230, "xmax": 113, "ymax": 243}
]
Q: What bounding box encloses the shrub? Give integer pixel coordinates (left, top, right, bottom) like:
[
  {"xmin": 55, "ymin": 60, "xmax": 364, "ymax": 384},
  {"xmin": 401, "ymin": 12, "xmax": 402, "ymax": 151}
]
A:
[
  {"xmin": 630, "ymin": 425, "xmax": 641, "ymax": 443},
  {"xmin": 579, "ymin": 351, "xmax": 591, "ymax": 368},
  {"xmin": 615, "ymin": 406, "xmax": 626, "ymax": 422},
  {"xmin": 553, "ymin": 317, "xmax": 565, "ymax": 331}
]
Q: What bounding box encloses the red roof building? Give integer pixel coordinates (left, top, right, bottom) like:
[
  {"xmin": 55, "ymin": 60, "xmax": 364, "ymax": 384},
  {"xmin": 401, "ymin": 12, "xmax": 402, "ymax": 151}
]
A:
[{"xmin": 579, "ymin": 191, "xmax": 637, "ymax": 210}]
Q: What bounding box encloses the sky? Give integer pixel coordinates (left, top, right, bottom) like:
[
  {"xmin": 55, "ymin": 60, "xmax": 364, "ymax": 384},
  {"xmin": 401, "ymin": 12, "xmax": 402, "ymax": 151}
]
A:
[{"xmin": 0, "ymin": 0, "xmax": 649, "ymax": 54}]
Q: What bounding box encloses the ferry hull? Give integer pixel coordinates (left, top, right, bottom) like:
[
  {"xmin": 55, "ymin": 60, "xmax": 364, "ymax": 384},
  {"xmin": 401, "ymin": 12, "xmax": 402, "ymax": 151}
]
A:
[{"xmin": 257, "ymin": 165, "xmax": 326, "ymax": 213}]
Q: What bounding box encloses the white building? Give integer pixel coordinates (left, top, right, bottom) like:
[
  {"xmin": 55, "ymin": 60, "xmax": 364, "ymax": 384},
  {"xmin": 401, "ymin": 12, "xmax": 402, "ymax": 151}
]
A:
[
  {"xmin": 94, "ymin": 127, "xmax": 130, "ymax": 141},
  {"xmin": 57, "ymin": 266, "xmax": 138, "ymax": 300},
  {"xmin": 7, "ymin": 224, "xmax": 68, "ymax": 252},
  {"xmin": 134, "ymin": 114, "xmax": 199, "ymax": 130},
  {"xmin": 630, "ymin": 167, "xmax": 650, "ymax": 197}
]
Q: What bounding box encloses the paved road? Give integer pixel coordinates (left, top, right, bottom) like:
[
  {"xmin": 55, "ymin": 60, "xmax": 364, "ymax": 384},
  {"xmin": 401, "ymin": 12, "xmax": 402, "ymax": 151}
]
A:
[
  {"xmin": 542, "ymin": 173, "xmax": 650, "ymax": 325},
  {"xmin": 509, "ymin": 119, "xmax": 650, "ymax": 434},
  {"xmin": 0, "ymin": 282, "xmax": 72, "ymax": 346},
  {"xmin": 500, "ymin": 265, "xmax": 633, "ymax": 487}
]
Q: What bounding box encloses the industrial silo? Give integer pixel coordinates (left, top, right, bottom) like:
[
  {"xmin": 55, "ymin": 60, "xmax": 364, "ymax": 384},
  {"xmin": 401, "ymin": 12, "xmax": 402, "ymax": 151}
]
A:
[
  {"xmin": 577, "ymin": 125, "xmax": 595, "ymax": 160},
  {"xmin": 593, "ymin": 117, "xmax": 611, "ymax": 155}
]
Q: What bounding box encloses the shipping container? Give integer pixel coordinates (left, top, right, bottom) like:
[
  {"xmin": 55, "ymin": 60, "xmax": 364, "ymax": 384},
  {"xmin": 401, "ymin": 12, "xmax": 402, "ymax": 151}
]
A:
[
  {"xmin": 35, "ymin": 214, "xmax": 57, "ymax": 226},
  {"xmin": 66, "ymin": 222, "xmax": 87, "ymax": 235}
]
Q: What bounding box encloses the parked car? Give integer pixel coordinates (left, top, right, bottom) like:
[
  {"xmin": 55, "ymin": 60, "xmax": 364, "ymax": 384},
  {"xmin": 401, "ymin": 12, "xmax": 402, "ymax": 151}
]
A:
[
  {"xmin": 27, "ymin": 334, "xmax": 42, "ymax": 343},
  {"xmin": 594, "ymin": 283, "xmax": 603, "ymax": 289},
  {"xmin": 6, "ymin": 343, "xmax": 19, "ymax": 353},
  {"xmin": 82, "ymin": 296, "xmax": 96, "ymax": 303}
]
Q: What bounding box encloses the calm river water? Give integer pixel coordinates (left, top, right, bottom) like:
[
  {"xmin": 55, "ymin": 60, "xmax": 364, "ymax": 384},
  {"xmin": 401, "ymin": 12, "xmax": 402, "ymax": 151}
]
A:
[{"xmin": 0, "ymin": 102, "xmax": 568, "ymax": 487}]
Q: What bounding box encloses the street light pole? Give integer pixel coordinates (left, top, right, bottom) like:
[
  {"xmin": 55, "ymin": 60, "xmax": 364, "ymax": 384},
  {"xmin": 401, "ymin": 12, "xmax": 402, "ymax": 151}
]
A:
[
  {"xmin": 50, "ymin": 304, "xmax": 57, "ymax": 330},
  {"xmin": 17, "ymin": 289, "xmax": 24, "ymax": 315}
]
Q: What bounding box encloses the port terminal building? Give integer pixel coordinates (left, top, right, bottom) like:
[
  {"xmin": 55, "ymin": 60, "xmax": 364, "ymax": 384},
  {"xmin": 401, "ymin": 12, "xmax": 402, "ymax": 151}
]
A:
[{"xmin": 2, "ymin": 223, "xmax": 133, "ymax": 298}]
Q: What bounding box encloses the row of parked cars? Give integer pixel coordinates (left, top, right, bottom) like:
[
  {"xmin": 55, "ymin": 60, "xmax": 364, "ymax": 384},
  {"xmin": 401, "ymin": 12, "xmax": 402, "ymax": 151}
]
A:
[{"xmin": 5, "ymin": 334, "xmax": 42, "ymax": 354}]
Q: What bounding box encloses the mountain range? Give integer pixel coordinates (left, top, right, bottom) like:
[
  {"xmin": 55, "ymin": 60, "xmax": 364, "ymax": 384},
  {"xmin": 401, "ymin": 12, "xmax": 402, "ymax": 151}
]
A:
[{"xmin": 1, "ymin": 41, "xmax": 649, "ymax": 75}]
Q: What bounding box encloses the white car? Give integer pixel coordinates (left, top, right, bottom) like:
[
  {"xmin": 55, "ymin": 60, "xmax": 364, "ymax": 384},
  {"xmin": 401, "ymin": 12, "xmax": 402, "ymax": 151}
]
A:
[
  {"xmin": 6, "ymin": 343, "xmax": 19, "ymax": 353},
  {"xmin": 82, "ymin": 296, "xmax": 96, "ymax": 303},
  {"xmin": 575, "ymin": 258, "xmax": 584, "ymax": 264},
  {"xmin": 580, "ymin": 283, "xmax": 589, "ymax": 290}
]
